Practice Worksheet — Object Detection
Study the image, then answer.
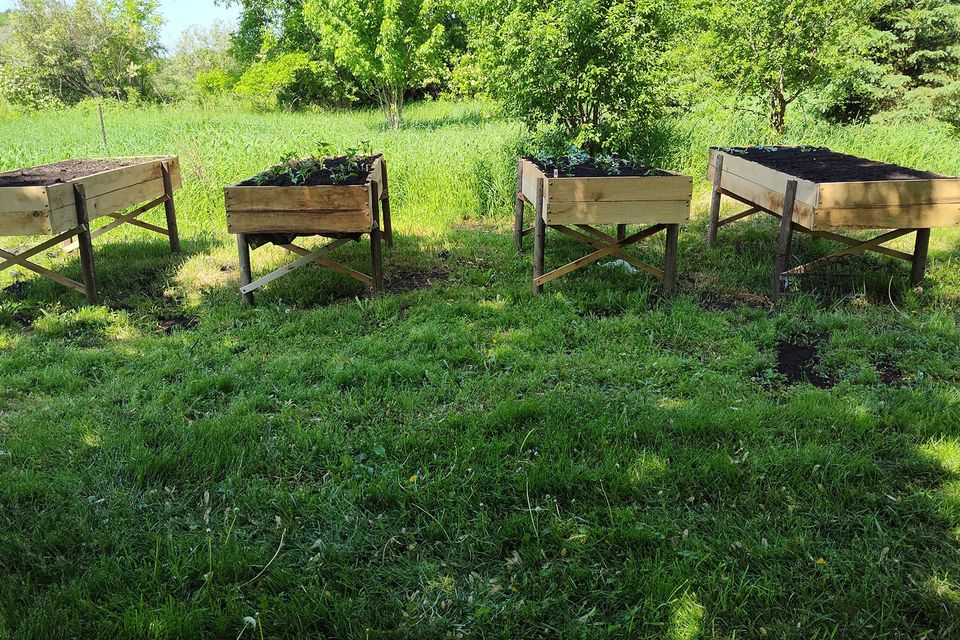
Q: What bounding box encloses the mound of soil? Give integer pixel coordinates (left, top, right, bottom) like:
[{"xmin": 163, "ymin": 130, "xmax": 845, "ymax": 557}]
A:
[
  {"xmin": 0, "ymin": 159, "xmax": 142, "ymax": 187},
  {"xmin": 776, "ymin": 332, "xmax": 833, "ymax": 388},
  {"xmin": 717, "ymin": 146, "xmax": 947, "ymax": 183},
  {"xmin": 157, "ymin": 315, "xmax": 198, "ymax": 333},
  {"xmin": 240, "ymin": 154, "xmax": 381, "ymax": 187},
  {"xmin": 526, "ymin": 157, "xmax": 668, "ymax": 178}
]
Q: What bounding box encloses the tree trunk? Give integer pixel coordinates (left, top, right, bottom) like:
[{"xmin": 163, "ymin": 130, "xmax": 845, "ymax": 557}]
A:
[{"xmin": 769, "ymin": 88, "xmax": 787, "ymax": 137}]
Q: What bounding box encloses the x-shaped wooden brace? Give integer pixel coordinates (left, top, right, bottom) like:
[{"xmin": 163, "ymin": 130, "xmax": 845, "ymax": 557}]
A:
[
  {"xmin": 534, "ymin": 223, "xmax": 669, "ymax": 287},
  {"xmin": 0, "ymin": 226, "xmax": 90, "ymax": 294},
  {"xmin": 61, "ymin": 195, "xmax": 170, "ymax": 252},
  {"xmin": 239, "ymin": 237, "xmax": 358, "ymax": 295}
]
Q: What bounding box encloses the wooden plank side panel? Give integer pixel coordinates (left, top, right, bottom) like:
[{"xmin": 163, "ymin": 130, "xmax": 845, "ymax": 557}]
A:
[
  {"xmin": 817, "ymin": 178, "xmax": 960, "ymax": 209},
  {"xmin": 0, "ymin": 185, "xmax": 51, "ymax": 214},
  {"xmin": 226, "ymin": 209, "xmax": 372, "ymax": 234},
  {"xmin": 0, "ymin": 211, "xmax": 51, "ymax": 235},
  {"xmin": 548, "ymin": 174, "xmax": 693, "ymax": 203},
  {"xmin": 711, "ymin": 166, "xmax": 817, "ymax": 229},
  {"xmin": 225, "ymin": 185, "xmax": 369, "ymax": 213},
  {"xmin": 707, "ymin": 149, "xmax": 819, "ymax": 208},
  {"xmin": 369, "ymin": 156, "xmax": 385, "ymax": 199},
  {"xmin": 546, "ymin": 201, "xmax": 690, "ymax": 225},
  {"xmin": 47, "ymin": 177, "xmax": 170, "ymax": 232},
  {"xmin": 815, "ymin": 203, "xmax": 960, "ymax": 230},
  {"xmin": 520, "ymin": 160, "xmax": 546, "ymax": 205}
]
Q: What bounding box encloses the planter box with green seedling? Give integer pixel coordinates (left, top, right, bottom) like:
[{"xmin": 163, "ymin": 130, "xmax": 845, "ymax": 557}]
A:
[
  {"xmin": 514, "ymin": 148, "xmax": 692, "ymax": 295},
  {"xmin": 225, "ymin": 142, "xmax": 393, "ymax": 304}
]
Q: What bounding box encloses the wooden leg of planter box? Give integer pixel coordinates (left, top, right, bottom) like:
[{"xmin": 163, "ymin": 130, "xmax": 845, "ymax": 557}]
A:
[
  {"xmin": 616, "ymin": 224, "xmax": 626, "ymax": 242},
  {"xmin": 380, "ymin": 158, "xmax": 393, "ymax": 248},
  {"xmin": 161, "ymin": 161, "xmax": 181, "ymax": 254},
  {"xmin": 911, "ymin": 228, "xmax": 930, "ymax": 286},
  {"xmin": 514, "ymin": 159, "xmax": 525, "ymax": 250},
  {"xmin": 663, "ymin": 223, "xmax": 679, "ymax": 296},
  {"xmin": 707, "ymin": 154, "xmax": 724, "ymax": 247},
  {"xmin": 236, "ymin": 233, "xmax": 254, "ymax": 306},
  {"xmin": 370, "ymin": 180, "xmax": 384, "ymax": 295},
  {"xmin": 532, "ymin": 177, "xmax": 545, "ymax": 295},
  {"xmin": 72, "ymin": 184, "xmax": 99, "ymax": 305},
  {"xmin": 771, "ymin": 179, "xmax": 798, "ymax": 301}
]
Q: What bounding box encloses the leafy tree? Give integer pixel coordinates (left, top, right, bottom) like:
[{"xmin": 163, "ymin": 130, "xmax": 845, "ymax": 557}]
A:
[
  {"xmin": 681, "ymin": 0, "xmax": 870, "ymax": 135},
  {"xmin": 470, "ymin": 0, "xmax": 669, "ymax": 153},
  {"xmin": 304, "ymin": 0, "xmax": 449, "ymax": 128},
  {"xmin": 223, "ymin": 0, "xmax": 321, "ymax": 65},
  {"xmin": 823, "ymin": 0, "xmax": 960, "ymax": 122},
  {"xmin": 233, "ymin": 50, "xmax": 348, "ymax": 108},
  {"xmin": 0, "ymin": 0, "xmax": 162, "ymax": 104},
  {"xmin": 158, "ymin": 21, "xmax": 238, "ymax": 99}
]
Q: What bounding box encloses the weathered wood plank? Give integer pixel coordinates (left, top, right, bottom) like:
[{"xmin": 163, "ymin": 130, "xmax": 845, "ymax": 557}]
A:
[
  {"xmin": 0, "ymin": 185, "xmax": 51, "ymax": 213},
  {"xmin": 546, "ymin": 200, "xmax": 690, "ymax": 225},
  {"xmin": 225, "ymin": 209, "xmax": 372, "ymax": 234},
  {"xmin": 225, "ymin": 185, "xmax": 369, "ymax": 213},
  {"xmin": 817, "ymin": 178, "xmax": 960, "ymax": 209},
  {"xmin": 815, "ymin": 203, "xmax": 960, "ymax": 229},
  {"xmin": 707, "ymin": 149, "xmax": 819, "ymax": 208},
  {"xmin": 0, "ymin": 211, "xmax": 50, "ymax": 235},
  {"xmin": 547, "ymin": 174, "xmax": 692, "ymax": 203},
  {"xmin": 48, "ymin": 177, "xmax": 169, "ymax": 232}
]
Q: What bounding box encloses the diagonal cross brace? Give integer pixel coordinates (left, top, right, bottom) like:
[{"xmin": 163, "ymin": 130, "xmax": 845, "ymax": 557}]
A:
[
  {"xmin": 781, "ymin": 228, "xmax": 914, "ymax": 277},
  {"xmin": 280, "ymin": 243, "xmax": 373, "ymax": 286},
  {"xmin": 552, "ymin": 224, "xmax": 665, "ymax": 279},
  {"xmin": 535, "ymin": 225, "xmax": 666, "ymax": 286},
  {"xmin": 62, "ymin": 195, "xmax": 169, "ymax": 252},
  {"xmin": 240, "ymin": 238, "xmax": 352, "ymax": 294}
]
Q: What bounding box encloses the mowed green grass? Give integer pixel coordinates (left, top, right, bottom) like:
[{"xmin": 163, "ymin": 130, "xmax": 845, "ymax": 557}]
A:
[{"xmin": 0, "ymin": 100, "xmax": 959, "ymax": 639}]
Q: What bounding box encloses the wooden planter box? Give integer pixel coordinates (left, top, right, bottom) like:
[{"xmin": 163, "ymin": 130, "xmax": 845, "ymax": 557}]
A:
[
  {"xmin": 707, "ymin": 148, "xmax": 960, "ymax": 231},
  {"xmin": 0, "ymin": 156, "xmax": 182, "ymax": 303},
  {"xmin": 0, "ymin": 156, "xmax": 181, "ymax": 236},
  {"xmin": 514, "ymin": 158, "xmax": 692, "ymax": 294},
  {"xmin": 706, "ymin": 147, "xmax": 960, "ymax": 298},
  {"xmin": 225, "ymin": 155, "xmax": 393, "ymax": 304}
]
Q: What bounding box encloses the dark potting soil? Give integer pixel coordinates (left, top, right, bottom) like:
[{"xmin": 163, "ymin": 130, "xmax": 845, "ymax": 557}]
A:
[
  {"xmin": 776, "ymin": 332, "xmax": 833, "ymax": 388},
  {"xmin": 717, "ymin": 146, "xmax": 947, "ymax": 183},
  {"xmin": 240, "ymin": 154, "xmax": 381, "ymax": 187},
  {"xmin": 0, "ymin": 159, "xmax": 143, "ymax": 187},
  {"xmin": 526, "ymin": 157, "xmax": 668, "ymax": 178}
]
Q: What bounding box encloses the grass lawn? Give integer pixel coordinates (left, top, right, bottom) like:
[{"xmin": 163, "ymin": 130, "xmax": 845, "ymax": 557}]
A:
[{"xmin": 1, "ymin": 100, "xmax": 959, "ymax": 639}]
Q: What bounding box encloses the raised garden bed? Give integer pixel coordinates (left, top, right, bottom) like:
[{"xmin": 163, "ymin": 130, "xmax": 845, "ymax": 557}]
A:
[
  {"xmin": 224, "ymin": 153, "xmax": 393, "ymax": 304},
  {"xmin": 0, "ymin": 156, "xmax": 182, "ymax": 303},
  {"xmin": 706, "ymin": 146, "xmax": 960, "ymax": 299},
  {"xmin": 514, "ymin": 154, "xmax": 692, "ymax": 294}
]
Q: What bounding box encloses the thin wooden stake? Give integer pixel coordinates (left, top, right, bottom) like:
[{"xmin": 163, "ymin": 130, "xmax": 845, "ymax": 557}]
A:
[
  {"xmin": 532, "ymin": 177, "xmax": 545, "ymax": 294},
  {"xmin": 72, "ymin": 184, "xmax": 99, "ymax": 304},
  {"xmin": 237, "ymin": 233, "xmax": 254, "ymax": 306},
  {"xmin": 616, "ymin": 224, "xmax": 626, "ymax": 242},
  {"xmin": 771, "ymin": 179, "xmax": 798, "ymax": 301},
  {"xmin": 161, "ymin": 161, "xmax": 181, "ymax": 253},
  {"xmin": 707, "ymin": 154, "xmax": 724, "ymax": 247},
  {"xmin": 663, "ymin": 223, "xmax": 679, "ymax": 296},
  {"xmin": 379, "ymin": 158, "xmax": 393, "ymax": 248},
  {"xmin": 369, "ymin": 180, "xmax": 384, "ymax": 294},
  {"xmin": 514, "ymin": 159, "xmax": 525, "ymax": 250},
  {"xmin": 910, "ymin": 228, "xmax": 930, "ymax": 286}
]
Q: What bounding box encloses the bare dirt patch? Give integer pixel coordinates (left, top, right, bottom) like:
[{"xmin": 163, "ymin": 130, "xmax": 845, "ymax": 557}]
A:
[
  {"xmin": 776, "ymin": 332, "xmax": 834, "ymax": 388},
  {"xmin": 157, "ymin": 315, "xmax": 198, "ymax": 333}
]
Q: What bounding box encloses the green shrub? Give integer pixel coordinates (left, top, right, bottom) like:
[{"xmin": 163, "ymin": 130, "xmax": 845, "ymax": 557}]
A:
[
  {"xmin": 233, "ymin": 52, "xmax": 345, "ymax": 109},
  {"xmin": 196, "ymin": 68, "xmax": 235, "ymax": 96}
]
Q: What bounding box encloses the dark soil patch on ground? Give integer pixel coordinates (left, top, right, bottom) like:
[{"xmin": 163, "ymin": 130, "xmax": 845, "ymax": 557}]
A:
[
  {"xmin": 0, "ymin": 159, "xmax": 142, "ymax": 187},
  {"xmin": 383, "ymin": 267, "xmax": 449, "ymax": 294},
  {"xmin": 526, "ymin": 156, "xmax": 668, "ymax": 178},
  {"xmin": 776, "ymin": 332, "xmax": 833, "ymax": 388},
  {"xmin": 3, "ymin": 280, "xmax": 29, "ymax": 299},
  {"xmin": 240, "ymin": 154, "xmax": 380, "ymax": 187},
  {"xmin": 700, "ymin": 291, "xmax": 773, "ymax": 312},
  {"xmin": 716, "ymin": 146, "xmax": 947, "ymax": 183},
  {"xmin": 157, "ymin": 315, "xmax": 198, "ymax": 333},
  {"xmin": 874, "ymin": 357, "xmax": 903, "ymax": 386}
]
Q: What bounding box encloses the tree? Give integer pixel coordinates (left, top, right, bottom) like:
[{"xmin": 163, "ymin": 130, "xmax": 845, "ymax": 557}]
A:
[
  {"xmin": 1, "ymin": 0, "xmax": 162, "ymax": 104},
  {"xmin": 682, "ymin": 0, "xmax": 870, "ymax": 135},
  {"xmin": 303, "ymin": 0, "xmax": 449, "ymax": 128},
  {"xmin": 823, "ymin": 0, "xmax": 960, "ymax": 122},
  {"xmin": 470, "ymin": 0, "xmax": 669, "ymax": 153},
  {"xmin": 159, "ymin": 21, "xmax": 238, "ymax": 99}
]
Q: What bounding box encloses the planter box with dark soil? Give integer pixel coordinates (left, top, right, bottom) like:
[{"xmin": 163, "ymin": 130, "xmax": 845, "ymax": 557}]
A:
[
  {"xmin": 706, "ymin": 146, "xmax": 960, "ymax": 298},
  {"xmin": 224, "ymin": 154, "xmax": 393, "ymax": 304},
  {"xmin": 514, "ymin": 157, "xmax": 693, "ymax": 295},
  {"xmin": 0, "ymin": 156, "xmax": 182, "ymax": 303}
]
